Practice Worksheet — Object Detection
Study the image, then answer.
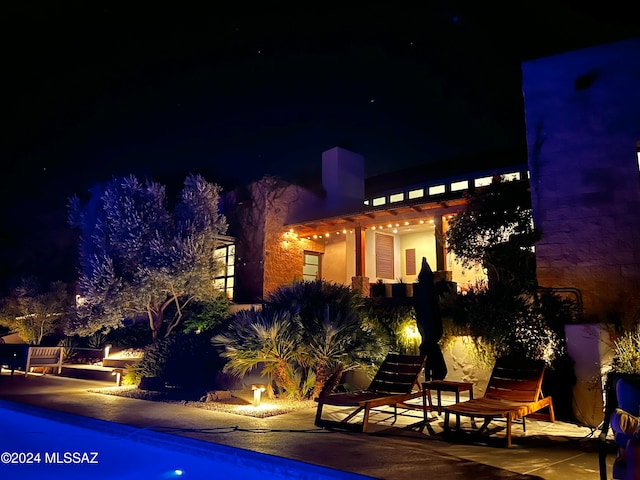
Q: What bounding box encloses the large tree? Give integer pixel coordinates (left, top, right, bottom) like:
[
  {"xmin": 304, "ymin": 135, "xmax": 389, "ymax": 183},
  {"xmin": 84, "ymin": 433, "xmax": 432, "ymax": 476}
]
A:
[
  {"xmin": 67, "ymin": 174, "xmax": 228, "ymax": 342},
  {"xmin": 0, "ymin": 277, "xmax": 71, "ymax": 345},
  {"xmin": 446, "ymin": 175, "xmax": 538, "ymax": 291}
]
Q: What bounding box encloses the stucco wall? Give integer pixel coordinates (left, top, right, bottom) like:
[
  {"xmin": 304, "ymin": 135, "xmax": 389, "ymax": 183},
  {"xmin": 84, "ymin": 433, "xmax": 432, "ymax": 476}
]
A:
[
  {"xmin": 398, "ymin": 229, "xmax": 437, "ymax": 283},
  {"xmin": 523, "ymin": 38, "xmax": 640, "ymax": 325},
  {"xmin": 322, "ymin": 235, "xmax": 347, "ymax": 284}
]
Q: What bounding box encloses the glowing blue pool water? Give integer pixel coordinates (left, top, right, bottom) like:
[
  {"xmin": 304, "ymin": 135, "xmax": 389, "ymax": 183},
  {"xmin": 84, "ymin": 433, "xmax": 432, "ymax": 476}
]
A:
[{"xmin": 0, "ymin": 400, "xmax": 372, "ymax": 479}]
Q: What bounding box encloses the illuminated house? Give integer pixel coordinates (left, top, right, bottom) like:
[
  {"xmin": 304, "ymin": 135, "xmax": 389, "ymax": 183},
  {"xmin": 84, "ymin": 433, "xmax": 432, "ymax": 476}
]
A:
[
  {"xmin": 222, "ymin": 37, "xmax": 640, "ymax": 328},
  {"xmin": 222, "ymin": 145, "xmax": 529, "ymax": 304}
]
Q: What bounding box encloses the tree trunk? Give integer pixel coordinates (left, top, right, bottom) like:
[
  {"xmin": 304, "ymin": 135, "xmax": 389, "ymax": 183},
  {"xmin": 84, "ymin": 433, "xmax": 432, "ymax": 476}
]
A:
[
  {"xmin": 318, "ymin": 366, "xmax": 345, "ymax": 398},
  {"xmin": 149, "ymin": 308, "xmax": 164, "ymax": 343},
  {"xmin": 273, "ymin": 361, "xmax": 300, "ymax": 399},
  {"xmin": 310, "ymin": 360, "xmax": 331, "ymax": 400}
]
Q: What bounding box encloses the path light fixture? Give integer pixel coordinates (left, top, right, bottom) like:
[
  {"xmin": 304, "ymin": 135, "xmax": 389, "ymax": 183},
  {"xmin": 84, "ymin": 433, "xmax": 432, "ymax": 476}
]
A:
[
  {"xmin": 252, "ymin": 384, "xmax": 266, "ymax": 407},
  {"xmin": 112, "ymin": 368, "xmax": 123, "ymax": 386}
]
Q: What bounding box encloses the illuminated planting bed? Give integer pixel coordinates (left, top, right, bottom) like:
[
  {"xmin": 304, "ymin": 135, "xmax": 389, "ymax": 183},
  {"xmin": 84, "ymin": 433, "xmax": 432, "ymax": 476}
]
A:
[{"xmin": 0, "ymin": 400, "xmax": 371, "ymax": 480}]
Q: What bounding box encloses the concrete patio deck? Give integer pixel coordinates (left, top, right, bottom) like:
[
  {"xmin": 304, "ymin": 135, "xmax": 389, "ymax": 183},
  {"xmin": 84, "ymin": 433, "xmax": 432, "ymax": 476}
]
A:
[{"xmin": 0, "ymin": 370, "xmax": 614, "ymax": 479}]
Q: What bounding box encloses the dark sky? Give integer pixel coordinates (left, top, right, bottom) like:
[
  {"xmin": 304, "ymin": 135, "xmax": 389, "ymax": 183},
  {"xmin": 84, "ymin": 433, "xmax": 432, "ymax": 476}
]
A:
[{"xmin": 1, "ymin": 2, "xmax": 638, "ymax": 291}]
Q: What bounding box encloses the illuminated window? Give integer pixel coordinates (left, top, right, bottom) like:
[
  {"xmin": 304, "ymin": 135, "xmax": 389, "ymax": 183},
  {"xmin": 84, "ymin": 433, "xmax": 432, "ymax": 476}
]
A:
[
  {"xmin": 390, "ymin": 193, "xmax": 404, "ymax": 203},
  {"xmin": 408, "ymin": 188, "xmax": 424, "ymax": 199},
  {"xmin": 372, "ymin": 197, "xmax": 386, "ymax": 206},
  {"xmin": 428, "ymin": 184, "xmax": 446, "ymax": 195},
  {"xmin": 474, "ymin": 176, "xmax": 492, "ymax": 187},
  {"xmin": 214, "ymin": 244, "xmax": 235, "ymax": 300},
  {"xmin": 637, "ymin": 142, "xmax": 640, "ymax": 172},
  {"xmin": 303, "ymin": 252, "xmax": 322, "ymax": 281},
  {"xmin": 502, "ymin": 172, "xmax": 521, "ymax": 181},
  {"xmin": 450, "ymin": 180, "xmax": 468, "ymax": 191}
]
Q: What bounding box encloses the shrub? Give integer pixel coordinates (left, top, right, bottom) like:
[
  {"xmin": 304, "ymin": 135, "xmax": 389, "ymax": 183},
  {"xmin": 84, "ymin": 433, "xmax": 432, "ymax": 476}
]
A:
[
  {"xmin": 181, "ymin": 295, "xmax": 232, "ymax": 335},
  {"xmin": 443, "ymin": 285, "xmax": 565, "ymax": 367},
  {"xmin": 612, "ymin": 325, "xmax": 640, "ymax": 375},
  {"xmin": 213, "ymin": 280, "xmax": 388, "ymax": 399},
  {"xmin": 132, "ymin": 332, "xmax": 221, "ymax": 389}
]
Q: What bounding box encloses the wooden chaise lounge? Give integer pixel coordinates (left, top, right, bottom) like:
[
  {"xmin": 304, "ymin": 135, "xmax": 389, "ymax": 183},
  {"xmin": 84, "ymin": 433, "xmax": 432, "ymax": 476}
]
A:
[
  {"xmin": 315, "ymin": 353, "xmax": 427, "ymax": 432},
  {"xmin": 443, "ymin": 357, "xmax": 555, "ymax": 447}
]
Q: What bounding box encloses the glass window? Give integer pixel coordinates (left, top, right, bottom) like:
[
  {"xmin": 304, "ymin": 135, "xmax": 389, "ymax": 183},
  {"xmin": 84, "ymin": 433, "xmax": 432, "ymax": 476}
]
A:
[
  {"xmin": 214, "ymin": 243, "xmax": 235, "ymax": 301},
  {"xmin": 429, "ymin": 185, "xmax": 446, "ymax": 195},
  {"xmin": 450, "ymin": 180, "xmax": 469, "ymax": 192},
  {"xmin": 474, "ymin": 176, "xmax": 492, "ymax": 187},
  {"xmin": 303, "ymin": 252, "xmax": 321, "ymax": 281},
  {"xmin": 502, "ymin": 172, "xmax": 521, "ymax": 181},
  {"xmin": 408, "ymin": 189, "xmax": 424, "ymax": 199}
]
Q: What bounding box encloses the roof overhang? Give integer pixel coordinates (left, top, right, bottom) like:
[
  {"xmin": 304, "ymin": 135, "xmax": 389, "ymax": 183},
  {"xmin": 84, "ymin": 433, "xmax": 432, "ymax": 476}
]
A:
[{"xmin": 285, "ymin": 197, "xmax": 468, "ymax": 238}]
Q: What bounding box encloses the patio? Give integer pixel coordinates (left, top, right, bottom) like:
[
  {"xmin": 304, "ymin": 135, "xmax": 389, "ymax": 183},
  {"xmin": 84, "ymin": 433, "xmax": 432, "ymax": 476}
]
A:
[{"xmin": 0, "ymin": 370, "xmax": 612, "ymax": 479}]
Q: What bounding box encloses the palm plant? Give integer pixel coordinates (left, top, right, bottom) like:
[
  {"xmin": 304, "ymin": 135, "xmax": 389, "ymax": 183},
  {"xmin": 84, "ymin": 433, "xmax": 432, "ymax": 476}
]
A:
[
  {"xmin": 212, "ymin": 307, "xmax": 310, "ymax": 399},
  {"xmin": 267, "ymin": 279, "xmax": 387, "ymax": 398},
  {"xmin": 301, "ymin": 303, "xmax": 385, "ymax": 398}
]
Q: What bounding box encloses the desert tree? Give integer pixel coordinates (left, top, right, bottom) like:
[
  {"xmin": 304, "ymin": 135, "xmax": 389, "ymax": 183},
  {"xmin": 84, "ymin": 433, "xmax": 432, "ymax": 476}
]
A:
[
  {"xmin": 67, "ymin": 174, "xmax": 229, "ymax": 342},
  {"xmin": 0, "ymin": 277, "xmax": 72, "ymax": 345}
]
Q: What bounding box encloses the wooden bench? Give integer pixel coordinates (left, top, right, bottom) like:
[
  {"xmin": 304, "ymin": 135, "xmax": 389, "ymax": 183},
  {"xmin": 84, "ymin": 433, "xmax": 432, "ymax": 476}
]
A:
[
  {"xmin": 443, "ymin": 357, "xmax": 555, "ymax": 447},
  {"xmin": 25, "ymin": 346, "xmax": 63, "ymax": 377}
]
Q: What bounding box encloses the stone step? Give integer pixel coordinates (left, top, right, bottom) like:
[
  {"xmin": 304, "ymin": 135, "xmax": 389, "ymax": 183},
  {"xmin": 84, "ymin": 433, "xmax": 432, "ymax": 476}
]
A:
[{"xmin": 60, "ymin": 365, "xmax": 116, "ymax": 383}]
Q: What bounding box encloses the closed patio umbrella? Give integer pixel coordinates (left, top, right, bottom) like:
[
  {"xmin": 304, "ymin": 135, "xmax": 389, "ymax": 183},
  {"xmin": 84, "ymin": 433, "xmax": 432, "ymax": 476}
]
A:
[{"xmin": 413, "ymin": 257, "xmax": 447, "ymax": 380}]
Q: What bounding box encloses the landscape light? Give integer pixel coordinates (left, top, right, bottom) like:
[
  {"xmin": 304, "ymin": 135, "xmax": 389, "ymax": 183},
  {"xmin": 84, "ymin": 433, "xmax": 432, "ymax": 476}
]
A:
[
  {"xmin": 252, "ymin": 384, "xmax": 266, "ymax": 407},
  {"xmin": 111, "ymin": 368, "xmax": 123, "ymax": 386}
]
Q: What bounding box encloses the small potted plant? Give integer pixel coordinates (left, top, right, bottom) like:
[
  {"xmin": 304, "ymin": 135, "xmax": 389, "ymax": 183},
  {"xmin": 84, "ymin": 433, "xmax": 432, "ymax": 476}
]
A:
[
  {"xmin": 371, "ymin": 279, "xmax": 386, "ymax": 297},
  {"xmin": 391, "ymin": 278, "xmax": 407, "ymax": 297}
]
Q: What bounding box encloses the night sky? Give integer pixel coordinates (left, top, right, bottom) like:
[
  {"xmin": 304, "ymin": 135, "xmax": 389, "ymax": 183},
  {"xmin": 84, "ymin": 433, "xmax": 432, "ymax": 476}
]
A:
[{"xmin": 1, "ymin": 3, "xmax": 638, "ymax": 292}]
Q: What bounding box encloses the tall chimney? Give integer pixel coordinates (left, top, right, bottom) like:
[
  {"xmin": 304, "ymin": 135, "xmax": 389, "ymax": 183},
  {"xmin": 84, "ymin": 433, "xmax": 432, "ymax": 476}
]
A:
[{"xmin": 322, "ymin": 146, "xmax": 365, "ymax": 214}]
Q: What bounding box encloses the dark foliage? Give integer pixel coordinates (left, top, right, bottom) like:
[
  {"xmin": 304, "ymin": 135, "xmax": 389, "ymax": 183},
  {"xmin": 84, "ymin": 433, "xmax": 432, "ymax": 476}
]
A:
[{"xmin": 133, "ymin": 331, "xmax": 223, "ymax": 389}]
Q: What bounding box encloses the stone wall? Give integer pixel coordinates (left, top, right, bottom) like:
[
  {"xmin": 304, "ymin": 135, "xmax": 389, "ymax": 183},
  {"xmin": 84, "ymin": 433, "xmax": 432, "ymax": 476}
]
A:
[
  {"xmin": 225, "ymin": 177, "xmax": 325, "ymax": 303},
  {"xmin": 262, "ymin": 180, "xmax": 324, "ymax": 297},
  {"xmin": 523, "ymin": 38, "xmax": 640, "ymax": 326}
]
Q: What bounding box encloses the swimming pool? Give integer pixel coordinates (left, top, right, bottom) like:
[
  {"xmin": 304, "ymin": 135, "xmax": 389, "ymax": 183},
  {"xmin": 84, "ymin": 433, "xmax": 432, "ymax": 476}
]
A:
[{"xmin": 0, "ymin": 400, "xmax": 373, "ymax": 479}]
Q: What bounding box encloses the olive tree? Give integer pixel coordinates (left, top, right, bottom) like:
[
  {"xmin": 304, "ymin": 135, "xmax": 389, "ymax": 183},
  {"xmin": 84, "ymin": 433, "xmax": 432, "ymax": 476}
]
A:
[{"xmin": 67, "ymin": 174, "xmax": 228, "ymax": 342}]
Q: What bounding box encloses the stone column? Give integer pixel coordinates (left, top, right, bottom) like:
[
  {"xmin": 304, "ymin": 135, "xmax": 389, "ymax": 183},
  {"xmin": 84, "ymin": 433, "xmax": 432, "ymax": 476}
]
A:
[{"xmin": 351, "ymin": 276, "xmax": 370, "ymax": 297}]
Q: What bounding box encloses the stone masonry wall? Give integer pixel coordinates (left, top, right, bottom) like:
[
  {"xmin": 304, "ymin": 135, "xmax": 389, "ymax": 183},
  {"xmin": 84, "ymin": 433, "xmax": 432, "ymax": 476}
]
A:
[
  {"xmin": 523, "ymin": 38, "xmax": 640, "ymax": 325},
  {"xmin": 262, "ymin": 181, "xmax": 324, "ymax": 298}
]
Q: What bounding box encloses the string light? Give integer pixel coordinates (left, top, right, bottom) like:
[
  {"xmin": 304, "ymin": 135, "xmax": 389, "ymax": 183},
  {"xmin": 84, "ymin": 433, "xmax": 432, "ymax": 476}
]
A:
[{"xmin": 284, "ymin": 216, "xmax": 451, "ymax": 239}]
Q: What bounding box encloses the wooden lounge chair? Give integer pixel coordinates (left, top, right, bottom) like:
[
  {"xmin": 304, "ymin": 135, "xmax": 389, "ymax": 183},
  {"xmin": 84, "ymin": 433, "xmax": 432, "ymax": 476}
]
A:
[
  {"xmin": 443, "ymin": 357, "xmax": 555, "ymax": 447},
  {"xmin": 314, "ymin": 353, "xmax": 427, "ymax": 432}
]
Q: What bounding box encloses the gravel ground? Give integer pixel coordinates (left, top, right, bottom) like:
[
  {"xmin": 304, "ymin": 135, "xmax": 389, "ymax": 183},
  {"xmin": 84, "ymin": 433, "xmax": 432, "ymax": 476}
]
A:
[{"xmin": 89, "ymin": 385, "xmax": 316, "ymax": 418}]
